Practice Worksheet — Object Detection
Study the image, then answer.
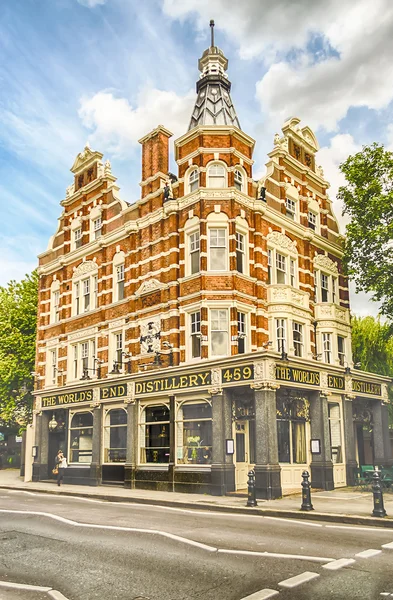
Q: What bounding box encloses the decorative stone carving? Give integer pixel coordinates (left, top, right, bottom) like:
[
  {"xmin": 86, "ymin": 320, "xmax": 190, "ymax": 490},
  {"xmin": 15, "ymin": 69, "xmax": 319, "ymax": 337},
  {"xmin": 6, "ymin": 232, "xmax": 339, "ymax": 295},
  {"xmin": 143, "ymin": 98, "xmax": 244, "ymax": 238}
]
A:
[
  {"xmin": 104, "ymin": 160, "xmax": 112, "ymax": 176},
  {"xmin": 135, "ymin": 278, "xmax": 165, "ymax": 297},
  {"xmin": 381, "ymin": 384, "xmax": 389, "ymax": 403},
  {"xmin": 211, "ymin": 368, "xmax": 221, "ymax": 387},
  {"xmin": 108, "ymin": 319, "xmax": 125, "ymax": 331},
  {"xmin": 208, "ymin": 387, "xmax": 222, "ymax": 396},
  {"xmin": 68, "ymin": 327, "xmax": 97, "ymax": 341},
  {"xmin": 313, "ymin": 253, "xmax": 338, "ymax": 274},
  {"xmin": 316, "ymin": 165, "xmax": 324, "ymax": 178},
  {"xmin": 267, "ymin": 231, "xmax": 297, "ymax": 254},
  {"xmin": 73, "ymin": 260, "xmax": 98, "ymax": 278},
  {"xmin": 274, "ymin": 133, "xmax": 280, "ymax": 146},
  {"xmin": 320, "ymin": 372, "xmax": 328, "ymax": 388},
  {"xmin": 66, "ymin": 183, "xmax": 75, "ymax": 198},
  {"xmin": 125, "ymin": 381, "xmax": 136, "ymax": 403},
  {"xmin": 254, "ymin": 361, "xmax": 264, "ymax": 381},
  {"xmin": 140, "ymin": 318, "xmax": 161, "ymax": 355}
]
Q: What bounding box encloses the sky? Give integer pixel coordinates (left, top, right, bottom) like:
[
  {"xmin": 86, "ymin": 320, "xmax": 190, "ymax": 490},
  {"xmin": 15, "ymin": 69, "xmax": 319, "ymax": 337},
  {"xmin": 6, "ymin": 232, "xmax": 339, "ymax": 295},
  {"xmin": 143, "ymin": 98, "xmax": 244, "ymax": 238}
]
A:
[{"xmin": 1, "ymin": 0, "xmax": 392, "ymax": 316}]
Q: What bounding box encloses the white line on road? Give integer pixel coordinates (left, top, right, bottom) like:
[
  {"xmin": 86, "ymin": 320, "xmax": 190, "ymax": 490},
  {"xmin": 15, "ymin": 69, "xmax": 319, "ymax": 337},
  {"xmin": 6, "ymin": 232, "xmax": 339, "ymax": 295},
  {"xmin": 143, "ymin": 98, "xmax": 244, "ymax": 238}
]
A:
[
  {"xmin": 218, "ymin": 549, "xmax": 334, "ymax": 563},
  {"xmin": 0, "ymin": 509, "xmax": 337, "ymax": 562},
  {"xmin": 278, "ymin": 571, "xmax": 319, "ymax": 588},
  {"xmin": 240, "ymin": 588, "xmax": 279, "ymax": 599},
  {"xmin": 326, "ymin": 525, "xmax": 393, "ymax": 534},
  {"xmin": 355, "ymin": 548, "xmax": 382, "ymax": 558},
  {"xmin": 322, "ymin": 558, "xmax": 356, "ymax": 570},
  {"xmin": 6, "ymin": 490, "xmax": 37, "ymax": 496},
  {"xmin": 381, "ymin": 542, "xmax": 393, "ymax": 549},
  {"xmin": 0, "ymin": 580, "xmax": 70, "ymax": 600},
  {"xmin": 263, "ymin": 516, "xmax": 322, "ymax": 527}
]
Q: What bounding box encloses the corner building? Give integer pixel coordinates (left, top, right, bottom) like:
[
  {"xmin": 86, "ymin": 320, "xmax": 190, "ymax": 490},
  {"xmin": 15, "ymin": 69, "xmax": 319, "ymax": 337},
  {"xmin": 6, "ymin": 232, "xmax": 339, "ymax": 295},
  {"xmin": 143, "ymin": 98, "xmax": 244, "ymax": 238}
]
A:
[{"xmin": 33, "ymin": 33, "xmax": 392, "ymax": 498}]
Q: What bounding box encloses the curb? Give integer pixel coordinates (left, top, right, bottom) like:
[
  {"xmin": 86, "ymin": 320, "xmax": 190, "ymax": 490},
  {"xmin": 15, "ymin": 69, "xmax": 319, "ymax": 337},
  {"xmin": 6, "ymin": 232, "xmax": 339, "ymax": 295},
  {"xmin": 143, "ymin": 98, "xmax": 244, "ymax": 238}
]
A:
[{"xmin": 0, "ymin": 483, "xmax": 392, "ymax": 529}]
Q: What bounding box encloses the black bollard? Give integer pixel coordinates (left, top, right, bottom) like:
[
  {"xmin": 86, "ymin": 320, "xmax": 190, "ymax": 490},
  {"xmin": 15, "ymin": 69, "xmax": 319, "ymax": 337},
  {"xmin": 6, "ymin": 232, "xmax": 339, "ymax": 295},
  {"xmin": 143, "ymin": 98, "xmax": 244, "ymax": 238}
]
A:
[
  {"xmin": 300, "ymin": 470, "xmax": 314, "ymax": 511},
  {"xmin": 371, "ymin": 470, "xmax": 387, "ymax": 518},
  {"xmin": 246, "ymin": 469, "xmax": 258, "ymax": 507}
]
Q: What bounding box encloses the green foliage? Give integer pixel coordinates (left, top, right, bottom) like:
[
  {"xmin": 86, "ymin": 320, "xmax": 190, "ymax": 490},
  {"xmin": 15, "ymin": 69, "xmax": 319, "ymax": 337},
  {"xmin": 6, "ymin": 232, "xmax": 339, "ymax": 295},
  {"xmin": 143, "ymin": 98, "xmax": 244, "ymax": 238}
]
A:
[
  {"xmin": 351, "ymin": 315, "xmax": 393, "ymax": 425},
  {"xmin": 338, "ymin": 143, "xmax": 393, "ymax": 317},
  {"xmin": 0, "ymin": 271, "xmax": 38, "ymax": 426}
]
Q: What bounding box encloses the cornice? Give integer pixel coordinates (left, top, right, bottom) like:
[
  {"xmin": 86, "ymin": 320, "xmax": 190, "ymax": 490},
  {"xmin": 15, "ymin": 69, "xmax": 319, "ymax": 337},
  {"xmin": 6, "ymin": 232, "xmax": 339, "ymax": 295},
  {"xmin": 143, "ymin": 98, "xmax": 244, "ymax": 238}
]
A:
[
  {"xmin": 176, "ymin": 147, "xmax": 254, "ymax": 167},
  {"xmin": 174, "ymin": 125, "xmax": 255, "ymax": 159}
]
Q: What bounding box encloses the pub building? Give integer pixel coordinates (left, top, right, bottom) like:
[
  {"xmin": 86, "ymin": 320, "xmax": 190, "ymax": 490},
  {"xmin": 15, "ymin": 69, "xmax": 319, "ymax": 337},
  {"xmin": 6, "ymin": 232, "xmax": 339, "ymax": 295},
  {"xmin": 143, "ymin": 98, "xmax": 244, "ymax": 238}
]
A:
[{"xmin": 32, "ymin": 24, "xmax": 391, "ymax": 498}]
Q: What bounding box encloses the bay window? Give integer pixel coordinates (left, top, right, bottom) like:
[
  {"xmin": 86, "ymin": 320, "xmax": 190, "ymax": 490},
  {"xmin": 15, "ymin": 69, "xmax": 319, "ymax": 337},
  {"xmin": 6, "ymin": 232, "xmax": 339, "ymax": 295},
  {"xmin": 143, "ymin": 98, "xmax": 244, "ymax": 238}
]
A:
[
  {"xmin": 267, "ymin": 249, "xmax": 272, "ymax": 284},
  {"xmin": 176, "ymin": 401, "xmax": 212, "ymax": 465},
  {"xmin": 207, "ymin": 163, "xmax": 226, "ymax": 188},
  {"xmin": 210, "ymin": 309, "xmax": 229, "ymax": 356},
  {"xmin": 337, "ymin": 336, "xmax": 345, "ymax": 366},
  {"xmin": 139, "ymin": 405, "xmax": 170, "ymax": 464},
  {"xmin": 209, "ymin": 228, "xmax": 227, "ymax": 271},
  {"xmin": 188, "ymin": 168, "xmax": 199, "ymax": 193},
  {"xmin": 237, "ymin": 312, "xmax": 246, "ymax": 354},
  {"xmin": 190, "ymin": 311, "xmax": 201, "ymax": 359},
  {"xmin": 234, "ymin": 169, "xmax": 244, "ymax": 191},
  {"xmin": 293, "ymin": 322, "xmax": 303, "ymax": 357},
  {"xmin": 321, "ymin": 273, "xmax": 329, "ymax": 302},
  {"xmin": 83, "ymin": 278, "xmax": 90, "ymax": 312},
  {"xmin": 189, "ymin": 231, "xmax": 200, "ymax": 274},
  {"xmin": 104, "ymin": 409, "xmax": 127, "ymax": 463},
  {"xmin": 276, "ymin": 318, "xmax": 286, "ymax": 354},
  {"xmin": 276, "ymin": 253, "xmax": 286, "ymax": 284}
]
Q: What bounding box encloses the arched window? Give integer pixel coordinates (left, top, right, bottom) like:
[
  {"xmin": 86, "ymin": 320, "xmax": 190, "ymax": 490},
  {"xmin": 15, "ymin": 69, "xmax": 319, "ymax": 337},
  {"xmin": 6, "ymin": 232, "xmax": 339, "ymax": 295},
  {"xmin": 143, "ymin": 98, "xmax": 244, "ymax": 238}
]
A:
[
  {"xmin": 207, "ymin": 163, "xmax": 226, "ymax": 188},
  {"xmin": 176, "ymin": 400, "xmax": 212, "ymax": 465},
  {"xmin": 234, "ymin": 169, "xmax": 244, "ymax": 191},
  {"xmin": 139, "ymin": 404, "xmax": 170, "ymax": 464},
  {"xmin": 104, "ymin": 409, "xmax": 127, "ymax": 463},
  {"xmin": 69, "ymin": 411, "xmax": 93, "ymax": 463},
  {"xmin": 188, "ymin": 168, "xmax": 199, "ymax": 193}
]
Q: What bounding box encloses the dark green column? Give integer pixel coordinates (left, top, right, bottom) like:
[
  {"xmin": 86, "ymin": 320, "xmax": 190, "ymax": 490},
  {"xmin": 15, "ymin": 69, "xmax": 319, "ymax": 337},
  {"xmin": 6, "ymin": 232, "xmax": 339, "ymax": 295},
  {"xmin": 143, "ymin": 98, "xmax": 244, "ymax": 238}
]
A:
[
  {"xmin": 342, "ymin": 396, "xmax": 357, "ymax": 485},
  {"xmin": 124, "ymin": 401, "xmax": 137, "ymax": 488},
  {"xmin": 372, "ymin": 400, "xmax": 388, "ymax": 466},
  {"xmin": 309, "ymin": 392, "xmax": 334, "ymax": 490},
  {"xmin": 381, "ymin": 404, "xmax": 393, "ymax": 467},
  {"xmin": 33, "ymin": 411, "xmax": 50, "ymax": 481},
  {"xmin": 211, "ymin": 389, "xmax": 235, "ymax": 495},
  {"xmin": 253, "ymin": 386, "xmax": 282, "ymax": 499},
  {"xmin": 90, "ymin": 405, "xmax": 102, "ymax": 485}
]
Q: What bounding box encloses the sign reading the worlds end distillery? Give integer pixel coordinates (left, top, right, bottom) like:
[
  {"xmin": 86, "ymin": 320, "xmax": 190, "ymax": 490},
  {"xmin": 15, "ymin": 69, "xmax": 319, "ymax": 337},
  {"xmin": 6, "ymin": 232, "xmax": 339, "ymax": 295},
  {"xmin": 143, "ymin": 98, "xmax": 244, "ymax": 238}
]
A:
[
  {"xmin": 275, "ymin": 366, "xmax": 320, "ymax": 386},
  {"xmin": 41, "ymin": 389, "xmax": 94, "ymax": 408},
  {"xmin": 135, "ymin": 371, "xmax": 211, "ymax": 395}
]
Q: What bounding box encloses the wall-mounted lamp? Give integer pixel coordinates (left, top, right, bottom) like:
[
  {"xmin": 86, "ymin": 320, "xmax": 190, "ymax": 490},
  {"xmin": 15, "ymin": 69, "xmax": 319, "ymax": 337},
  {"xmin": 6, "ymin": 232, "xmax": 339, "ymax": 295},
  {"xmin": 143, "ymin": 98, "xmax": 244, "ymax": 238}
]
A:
[
  {"xmin": 110, "ymin": 351, "xmax": 132, "ymax": 375},
  {"xmin": 48, "ymin": 414, "xmax": 58, "ymax": 431},
  {"xmin": 262, "ymin": 341, "xmax": 273, "ymax": 349}
]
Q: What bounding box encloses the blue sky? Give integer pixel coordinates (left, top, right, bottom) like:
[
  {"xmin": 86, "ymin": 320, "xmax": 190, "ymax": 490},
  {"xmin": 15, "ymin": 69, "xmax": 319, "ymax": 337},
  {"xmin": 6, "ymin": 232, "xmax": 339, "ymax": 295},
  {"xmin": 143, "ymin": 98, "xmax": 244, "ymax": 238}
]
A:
[{"xmin": 1, "ymin": 0, "xmax": 392, "ymax": 315}]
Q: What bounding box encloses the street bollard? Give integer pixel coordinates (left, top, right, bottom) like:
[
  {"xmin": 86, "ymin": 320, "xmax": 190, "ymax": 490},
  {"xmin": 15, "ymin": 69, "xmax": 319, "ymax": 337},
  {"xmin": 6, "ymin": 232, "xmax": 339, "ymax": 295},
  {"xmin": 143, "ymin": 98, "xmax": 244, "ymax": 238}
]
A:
[
  {"xmin": 246, "ymin": 469, "xmax": 258, "ymax": 507},
  {"xmin": 372, "ymin": 470, "xmax": 387, "ymax": 518},
  {"xmin": 300, "ymin": 470, "xmax": 314, "ymax": 511}
]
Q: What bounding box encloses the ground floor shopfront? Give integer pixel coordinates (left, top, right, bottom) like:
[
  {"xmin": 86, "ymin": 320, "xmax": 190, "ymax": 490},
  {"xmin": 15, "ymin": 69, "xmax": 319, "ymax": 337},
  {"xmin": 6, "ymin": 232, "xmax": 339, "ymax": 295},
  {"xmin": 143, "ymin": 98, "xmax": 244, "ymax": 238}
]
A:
[{"xmin": 31, "ymin": 357, "xmax": 392, "ymax": 499}]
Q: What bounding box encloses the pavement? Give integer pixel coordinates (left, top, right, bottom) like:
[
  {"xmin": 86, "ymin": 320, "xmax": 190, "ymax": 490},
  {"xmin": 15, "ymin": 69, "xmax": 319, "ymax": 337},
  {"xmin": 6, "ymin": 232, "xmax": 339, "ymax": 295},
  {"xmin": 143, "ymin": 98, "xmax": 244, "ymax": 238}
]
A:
[{"xmin": 0, "ymin": 468, "xmax": 393, "ymax": 528}]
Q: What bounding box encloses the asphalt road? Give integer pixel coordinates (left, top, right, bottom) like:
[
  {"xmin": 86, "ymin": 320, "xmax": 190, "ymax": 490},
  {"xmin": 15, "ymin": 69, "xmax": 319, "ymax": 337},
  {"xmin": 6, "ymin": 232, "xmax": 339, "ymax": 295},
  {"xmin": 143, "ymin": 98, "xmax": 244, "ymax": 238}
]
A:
[{"xmin": 0, "ymin": 489, "xmax": 392, "ymax": 600}]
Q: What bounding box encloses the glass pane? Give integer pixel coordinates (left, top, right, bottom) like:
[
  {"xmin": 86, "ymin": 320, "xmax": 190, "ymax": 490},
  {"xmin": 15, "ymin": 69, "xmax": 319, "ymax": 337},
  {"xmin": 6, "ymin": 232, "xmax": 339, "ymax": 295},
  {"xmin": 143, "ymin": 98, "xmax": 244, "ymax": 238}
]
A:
[
  {"xmin": 145, "ymin": 405, "xmax": 170, "ymax": 423},
  {"xmin": 292, "ymin": 421, "xmax": 306, "ymax": 463},
  {"xmin": 108, "ymin": 409, "xmax": 127, "ymax": 426},
  {"xmin": 191, "ymin": 335, "xmax": 201, "ymax": 358},
  {"xmin": 236, "ymin": 432, "xmax": 246, "ymax": 462},
  {"xmin": 70, "ymin": 428, "xmax": 93, "ymax": 463},
  {"xmin": 191, "ymin": 250, "xmax": 200, "ymax": 274},
  {"xmin": 71, "ymin": 412, "xmax": 93, "ymax": 428},
  {"xmin": 211, "ymin": 331, "xmax": 228, "ymax": 355},
  {"xmin": 277, "ymin": 420, "xmax": 290, "ymax": 462},
  {"xmin": 182, "ymin": 420, "xmax": 212, "ymax": 464},
  {"xmin": 182, "ymin": 403, "xmax": 212, "ymax": 420},
  {"xmin": 211, "ymin": 248, "xmax": 226, "ymax": 270}
]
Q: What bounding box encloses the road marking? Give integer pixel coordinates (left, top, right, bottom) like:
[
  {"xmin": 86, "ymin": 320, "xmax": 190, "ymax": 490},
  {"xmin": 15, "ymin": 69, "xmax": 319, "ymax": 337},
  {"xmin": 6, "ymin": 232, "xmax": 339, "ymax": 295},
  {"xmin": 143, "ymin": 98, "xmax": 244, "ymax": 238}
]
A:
[
  {"xmin": 278, "ymin": 571, "xmax": 319, "ymax": 588},
  {"xmin": 218, "ymin": 549, "xmax": 334, "ymax": 563},
  {"xmin": 355, "ymin": 548, "xmax": 382, "ymax": 558},
  {"xmin": 315, "ymin": 494, "xmax": 363, "ymax": 500},
  {"xmin": 264, "ymin": 516, "xmax": 322, "ymax": 527},
  {"xmin": 326, "ymin": 525, "xmax": 393, "ymax": 534},
  {"xmin": 6, "ymin": 490, "xmax": 37, "ymax": 496},
  {"xmin": 48, "ymin": 591, "xmax": 70, "ymax": 599},
  {"xmin": 380, "ymin": 593, "xmax": 390, "ymax": 596},
  {"xmin": 240, "ymin": 588, "xmax": 279, "ymax": 599},
  {"xmin": 0, "ymin": 509, "xmax": 337, "ymax": 562},
  {"xmin": 382, "ymin": 542, "xmax": 393, "ymax": 549},
  {"xmin": 0, "ymin": 581, "xmax": 51, "ymax": 592},
  {"xmin": 322, "ymin": 558, "xmax": 356, "ymax": 570}
]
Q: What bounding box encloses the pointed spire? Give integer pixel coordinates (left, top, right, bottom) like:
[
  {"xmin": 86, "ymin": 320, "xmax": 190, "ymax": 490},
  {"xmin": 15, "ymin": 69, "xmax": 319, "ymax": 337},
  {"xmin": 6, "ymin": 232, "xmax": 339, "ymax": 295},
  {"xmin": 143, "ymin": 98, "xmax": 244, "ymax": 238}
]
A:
[{"xmin": 188, "ymin": 21, "xmax": 241, "ymax": 131}]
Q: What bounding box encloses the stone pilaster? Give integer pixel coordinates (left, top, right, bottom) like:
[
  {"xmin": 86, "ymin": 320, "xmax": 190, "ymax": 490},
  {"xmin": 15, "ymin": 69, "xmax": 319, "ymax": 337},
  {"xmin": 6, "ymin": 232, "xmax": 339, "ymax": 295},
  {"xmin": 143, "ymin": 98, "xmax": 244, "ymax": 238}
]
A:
[
  {"xmin": 210, "ymin": 389, "xmax": 235, "ymax": 495},
  {"xmin": 253, "ymin": 386, "xmax": 282, "ymax": 499},
  {"xmin": 309, "ymin": 392, "xmax": 334, "ymax": 490},
  {"xmin": 381, "ymin": 404, "xmax": 393, "ymax": 467},
  {"xmin": 342, "ymin": 396, "xmax": 357, "ymax": 485}
]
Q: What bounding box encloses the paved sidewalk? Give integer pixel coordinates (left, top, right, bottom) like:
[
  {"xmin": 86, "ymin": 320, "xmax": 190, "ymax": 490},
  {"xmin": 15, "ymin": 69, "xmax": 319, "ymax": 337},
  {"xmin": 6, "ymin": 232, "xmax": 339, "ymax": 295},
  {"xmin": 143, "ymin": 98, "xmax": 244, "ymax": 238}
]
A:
[{"xmin": 1, "ymin": 469, "xmax": 392, "ymax": 527}]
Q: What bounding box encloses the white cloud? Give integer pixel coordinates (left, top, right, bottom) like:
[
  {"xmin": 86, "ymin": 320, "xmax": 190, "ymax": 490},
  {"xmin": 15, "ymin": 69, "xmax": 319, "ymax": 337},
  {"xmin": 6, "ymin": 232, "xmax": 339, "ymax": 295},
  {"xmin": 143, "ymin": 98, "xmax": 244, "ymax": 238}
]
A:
[
  {"xmin": 77, "ymin": 0, "xmax": 106, "ymax": 7},
  {"xmin": 317, "ymin": 134, "xmax": 361, "ymax": 230},
  {"xmin": 78, "ymin": 88, "xmax": 195, "ymax": 157},
  {"xmin": 0, "ymin": 235, "xmax": 42, "ymax": 287}
]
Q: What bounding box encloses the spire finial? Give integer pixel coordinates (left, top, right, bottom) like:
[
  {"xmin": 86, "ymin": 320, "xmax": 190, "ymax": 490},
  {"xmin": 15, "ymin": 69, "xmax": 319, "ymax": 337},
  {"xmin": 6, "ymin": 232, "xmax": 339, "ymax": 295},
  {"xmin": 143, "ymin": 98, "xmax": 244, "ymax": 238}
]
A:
[{"xmin": 210, "ymin": 19, "xmax": 215, "ymax": 47}]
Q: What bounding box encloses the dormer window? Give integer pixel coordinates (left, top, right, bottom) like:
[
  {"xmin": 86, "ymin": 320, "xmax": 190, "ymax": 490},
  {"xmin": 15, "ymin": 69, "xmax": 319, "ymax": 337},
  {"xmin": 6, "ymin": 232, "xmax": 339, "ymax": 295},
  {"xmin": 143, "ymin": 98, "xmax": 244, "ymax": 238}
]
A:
[
  {"xmin": 207, "ymin": 163, "xmax": 226, "ymax": 188},
  {"xmin": 74, "ymin": 228, "xmax": 82, "ymax": 249},
  {"xmin": 188, "ymin": 168, "xmax": 199, "ymax": 193},
  {"xmin": 308, "ymin": 211, "xmax": 317, "ymax": 230},
  {"xmin": 234, "ymin": 169, "xmax": 243, "ymax": 191},
  {"xmin": 93, "ymin": 217, "xmax": 102, "ymax": 239},
  {"xmin": 285, "ymin": 198, "xmax": 296, "ymax": 220}
]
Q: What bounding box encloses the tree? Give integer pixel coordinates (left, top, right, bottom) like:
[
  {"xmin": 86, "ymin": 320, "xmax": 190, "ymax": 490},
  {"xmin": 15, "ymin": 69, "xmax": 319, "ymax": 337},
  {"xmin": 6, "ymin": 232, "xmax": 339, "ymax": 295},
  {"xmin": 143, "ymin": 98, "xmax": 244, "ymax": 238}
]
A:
[
  {"xmin": 338, "ymin": 143, "xmax": 393, "ymax": 318},
  {"xmin": 0, "ymin": 271, "xmax": 38, "ymax": 427},
  {"xmin": 351, "ymin": 315, "xmax": 393, "ymax": 424}
]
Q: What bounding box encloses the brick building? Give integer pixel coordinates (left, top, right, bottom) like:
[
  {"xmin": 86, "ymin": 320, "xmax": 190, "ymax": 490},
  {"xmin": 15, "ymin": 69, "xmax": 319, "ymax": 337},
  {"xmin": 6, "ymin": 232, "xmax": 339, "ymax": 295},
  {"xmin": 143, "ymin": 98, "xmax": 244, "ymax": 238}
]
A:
[{"xmin": 32, "ymin": 28, "xmax": 391, "ymax": 497}]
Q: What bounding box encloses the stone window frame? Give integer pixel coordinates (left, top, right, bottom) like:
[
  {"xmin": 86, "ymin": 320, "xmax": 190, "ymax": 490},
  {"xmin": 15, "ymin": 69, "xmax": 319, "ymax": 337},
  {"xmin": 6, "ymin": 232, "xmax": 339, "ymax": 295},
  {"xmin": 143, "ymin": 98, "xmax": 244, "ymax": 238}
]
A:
[
  {"xmin": 50, "ymin": 279, "xmax": 61, "ymax": 325},
  {"xmin": 89, "ymin": 205, "xmax": 103, "ymax": 242},
  {"xmin": 72, "ymin": 261, "xmax": 99, "ymax": 317},
  {"xmin": 137, "ymin": 400, "xmax": 171, "ymax": 468},
  {"xmin": 102, "ymin": 405, "xmax": 128, "ymax": 465},
  {"xmin": 313, "ymin": 254, "xmax": 339, "ymax": 305},
  {"xmin": 46, "ymin": 347, "xmax": 57, "ymax": 388},
  {"xmin": 68, "ymin": 337, "xmax": 97, "ymax": 382},
  {"xmin": 207, "ymin": 211, "xmax": 229, "ymax": 273},
  {"xmin": 185, "ymin": 165, "xmax": 200, "ymax": 194},
  {"xmin": 112, "ymin": 249, "xmax": 126, "ymax": 304},
  {"xmin": 206, "ymin": 160, "xmax": 228, "ymax": 189},
  {"xmin": 208, "ymin": 302, "xmax": 231, "ymax": 358},
  {"xmin": 68, "ymin": 409, "xmax": 94, "ymax": 465},
  {"xmin": 233, "ymin": 165, "xmax": 247, "ymax": 193},
  {"xmin": 184, "ymin": 216, "xmax": 201, "ymax": 277},
  {"xmin": 235, "ymin": 215, "xmax": 249, "ymax": 276},
  {"xmin": 266, "ymin": 231, "xmax": 298, "ymax": 288}
]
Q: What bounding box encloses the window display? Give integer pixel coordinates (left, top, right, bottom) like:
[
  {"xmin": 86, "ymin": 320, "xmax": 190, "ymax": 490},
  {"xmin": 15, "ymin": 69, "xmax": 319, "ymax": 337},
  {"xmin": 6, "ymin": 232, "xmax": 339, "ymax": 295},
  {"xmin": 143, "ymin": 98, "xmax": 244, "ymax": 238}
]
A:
[
  {"xmin": 69, "ymin": 411, "xmax": 93, "ymax": 463},
  {"xmin": 104, "ymin": 408, "xmax": 127, "ymax": 463},
  {"xmin": 176, "ymin": 401, "xmax": 212, "ymax": 465}
]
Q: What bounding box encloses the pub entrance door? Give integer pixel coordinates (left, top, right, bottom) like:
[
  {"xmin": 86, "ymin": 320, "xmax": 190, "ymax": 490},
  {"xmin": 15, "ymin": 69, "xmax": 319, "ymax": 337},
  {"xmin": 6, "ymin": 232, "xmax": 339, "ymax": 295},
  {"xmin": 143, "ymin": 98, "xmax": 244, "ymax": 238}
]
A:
[{"xmin": 234, "ymin": 420, "xmax": 249, "ymax": 490}]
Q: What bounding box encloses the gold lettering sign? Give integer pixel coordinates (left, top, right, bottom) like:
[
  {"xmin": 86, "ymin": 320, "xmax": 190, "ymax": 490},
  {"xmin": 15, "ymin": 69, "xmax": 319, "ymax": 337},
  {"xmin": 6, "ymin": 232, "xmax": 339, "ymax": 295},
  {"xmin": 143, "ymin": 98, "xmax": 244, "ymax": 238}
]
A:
[
  {"xmin": 41, "ymin": 389, "xmax": 94, "ymax": 408},
  {"xmin": 135, "ymin": 371, "xmax": 211, "ymax": 395},
  {"xmin": 327, "ymin": 375, "xmax": 345, "ymax": 390},
  {"xmin": 275, "ymin": 366, "xmax": 320, "ymax": 386},
  {"xmin": 100, "ymin": 384, "xmax": 127, "ymax": 400},
  {"xmin": 352, "ymin": 379, "xmax": 382, "ymax": 397}
]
